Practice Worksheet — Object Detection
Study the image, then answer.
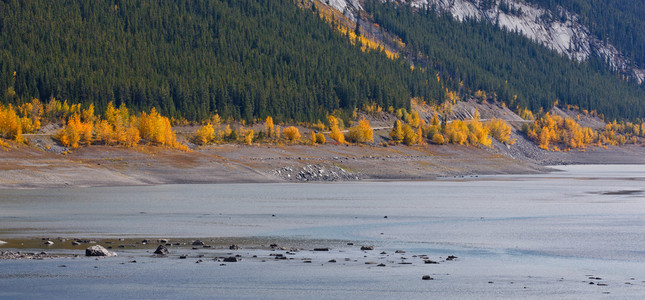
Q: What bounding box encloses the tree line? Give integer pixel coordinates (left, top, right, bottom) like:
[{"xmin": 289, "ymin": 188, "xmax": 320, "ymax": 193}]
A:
[{"xmin": 0, "ymin": 0, "xmax": 443, "ymax": 123}]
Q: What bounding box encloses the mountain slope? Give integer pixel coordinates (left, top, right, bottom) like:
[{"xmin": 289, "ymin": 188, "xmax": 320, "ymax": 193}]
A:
[
  {"xmin": 0, "ymin": 0, "xmax": 436, "ymax": 122},
  {"xmin": 337, "ymin": 0, "xmax": 645, "ymax": 83},
  {"xmin": 1, "ymin": 0, "xmax": 644, "ymax": 123}
]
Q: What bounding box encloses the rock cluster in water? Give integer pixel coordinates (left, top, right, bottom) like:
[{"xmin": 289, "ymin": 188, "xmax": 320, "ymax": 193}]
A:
[{"xmin": 272, "ymin": 164, "xmax": 360, "ymax": 182}]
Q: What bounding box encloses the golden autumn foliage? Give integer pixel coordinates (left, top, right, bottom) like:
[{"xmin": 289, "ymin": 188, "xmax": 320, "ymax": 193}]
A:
[
  {"xmin": 432, "ymin": 133, "xmax": 445, "ymax": 144},
  {"xmin": 283, "ymin": 126, "xmax": 301, "ymax": 142},
  {"xmin": 346, "ymin": 118, "xmax": 373, "ymax": 144},
  {"xmin": 444, "ymin": 121, "xmax": 468, "ymax": 145},
  {"xmin": 0, "ymin": 104, "xmax": 22, "ymax": 141},
  {"xmin": 275, "ymin": 125, "xmax": 282, "ymax": 139},
  {"xmin": 438, "ymin": 116, "xmax": 495, "ymax": 147},
  {"xmin": 17, "ymin": 99, "xmax": 43, "ymax": 133},
  {"xmin": 310, "ymin": 131, "xmax": 317, "ymax": 145},
  {"xmin": 310, "ymin": 131, "xmax": 326, "ymax": 145},
  {"xmin": 518, "ymin": 107, "xmax": 535, "ymax": 121},
  {"xmin": 405, "ymin": 110, "xmax": 422, "ymax": 128},
  {"xmin": 327, "ymin": 116, "xmax": 345, "ymax": 144},
  {"xmin": 243, "ymin": 129, "xmax": 254, "ymax": 145},
  {"xmin": 94, "ymin": 102, "xmax": 140, "ymax": 147},
  {"xmin": 486, "ymin": 118, "xmax": 515, "ymax": 145},
  {"xmin": 389, "ymin": 120, "xmax": 404, "ymax": 144},
  {"xmin": 315, "ymin": 132, "xmax": 326, "ymax": 145},
  {"xmin": 466, "ymin": 119, "xmax": 491, "ymax": 147},
  {"xmin": 314, "ymin": 1, "xmax": 399, "ymax": 60},
  {"xmin": 416, "ymin": 126, "xmax": 425, "ymax": 145},
  {"xmin": 264, "ymin": 116, "xmax": 275, "ymax": 138},
  {"xmin": 522, "ymin": 113, "xmax": 597, "ymax": 150},
  {"xmin": 601, "ymin": 120, "xmax": 645, "ymax": 145},
  {"xmin": 194, "ymin": 123, "xmax": 215, "ymax": 145},
  {"xmin": 56, "ymin": 113, "xmax": 93, "ymax": 149},
  {"xmin": 402, "ymin": 124, "xmax": 417, "ymax": 146},
  {"xmin": 139, "ymin": 107, "xmax": 185, "ymax": 150}
]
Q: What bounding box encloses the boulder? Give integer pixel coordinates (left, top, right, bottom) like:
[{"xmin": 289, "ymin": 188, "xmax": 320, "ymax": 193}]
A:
[
  {"xmin": 154, "ymin": 245, "xmax": 169, "ymax": 255},
  {"xmin": 223, "ymin": 256, "xmax": 241, "ymax": 262},
  {"xmin": 192, "ymin": 240, "xmax": 205, "ymax": 246},
  {"xmin": 360, "ymin": 246, "xmax": 375, "ymax": 251},
  {"xmin": 229, "ymin": 244, "xmax": 240, "ymax": 250},
  {"xmin": 85, "ymin": 245, "xmax": 117, "ymax": 257}
]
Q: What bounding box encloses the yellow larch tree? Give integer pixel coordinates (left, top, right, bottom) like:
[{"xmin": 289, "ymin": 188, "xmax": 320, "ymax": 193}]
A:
[
  {"xmin": 328, "ymin": 116, "xmax": 345, "ymax": 144},
  {"xmin": 402, "ymin": 124, "xmax": 417, "ymax": 146},
  {"xmin": 346, "ymin": 118, "xmax": 373, "ymax": 143},
  {"xmin": 0, "ymin": 104, "xmax": 22, "ymax": 141},
  {"xmin": 486, "ymin": 118, "xmax": 514, "ymax": 144},
  {"xmin": 194, "ymin": 123, "xmax": 215, "ymax": 145},
  {"xmin": 139, "ymin": 107, "xmax": 177, "ymax": 147},
  {"xmin": 264, "ymin": 116, "xmax": 275, "ymax": 138},
  {"xmin": 389, "ymin": 120, "xmax": 404, "ymax": 144},
  {"xmin": 283, "ymin": 126, "xmax": 301, "ymax": 142}
]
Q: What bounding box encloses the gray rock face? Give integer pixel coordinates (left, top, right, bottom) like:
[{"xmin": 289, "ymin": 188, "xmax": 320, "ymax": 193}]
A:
[
  {"xmin": 154, "ymin": 245, "xmax": 169, "ymax": 255},
  {"xmin": 85, "ymin": 245, "xmax": 117, "ymax": 257}
]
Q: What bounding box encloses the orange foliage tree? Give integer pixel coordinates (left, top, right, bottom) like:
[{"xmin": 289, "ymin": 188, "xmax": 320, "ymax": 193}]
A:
[
  {"xmin": 56, "ymin": 113, "xmax": 93, "ymax": 149},
  {"xmin": 327, "ymin": 116, "xmax": 345, "ymax": 144},
  {"xmin": 0, "ymin": 104, "xmax": 22, "ymax": 141},
  {"xmin": 193, "ymin": 123, "xmax": 215, "ymax": 145},
  {"xmin": 139, "ymin": 107, "xmax": 180, "ymax": 148},
  {"xmin": 522, "ymin": 113, "xmax": 597, "ymax": 150},
  {"xmin": 95, "ymin": 102, "xmax": 140, "ymax": 147},
  {"xmin": 283, "ymin": 126, "xmax": 301, "ymax": 142},
  {"xmin": 346, "ymin": 118, "xmax": 373, "ymax": 143},
  {"xmin": 389, "ymin": 120, "xmax": 404, "ymax": 144},
  {"xmin": 486, "ymin": 118, "xmax": 515, "ymax": 144},
  {"xmin": 264, "ymin": 116, "xmax": 275, "ymax": 138}
]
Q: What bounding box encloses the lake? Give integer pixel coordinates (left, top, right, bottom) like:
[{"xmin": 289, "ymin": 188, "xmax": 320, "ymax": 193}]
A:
[{"xmin": 1, "ymin": 164, "xmax": 644, "ymax": 299}]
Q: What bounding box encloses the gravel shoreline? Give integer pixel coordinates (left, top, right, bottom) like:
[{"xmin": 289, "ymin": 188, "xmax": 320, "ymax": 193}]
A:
[{"xmin": 1, "ymin": 135, "xmax": 644, "ymax": 189}]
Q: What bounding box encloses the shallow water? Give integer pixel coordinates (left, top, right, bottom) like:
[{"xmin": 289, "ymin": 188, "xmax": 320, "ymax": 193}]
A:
[{"xmin": 1, "ymin": 164, "xmax": 645, "ymax": 298}]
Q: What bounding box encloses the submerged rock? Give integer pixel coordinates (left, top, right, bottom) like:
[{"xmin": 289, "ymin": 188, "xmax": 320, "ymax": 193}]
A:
[
  {"xmin": 85, "ymin": 245, "xmax": 117, "ymax": 257},
  {"xmin": 223, "ymin": 256, "xmax": 241, "ymax": 262}
]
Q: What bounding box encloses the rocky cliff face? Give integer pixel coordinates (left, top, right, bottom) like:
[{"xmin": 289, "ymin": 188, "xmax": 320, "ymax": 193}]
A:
[{"xmin": 319, "ymin": 0, "xmax": 645, "ymax": 83}]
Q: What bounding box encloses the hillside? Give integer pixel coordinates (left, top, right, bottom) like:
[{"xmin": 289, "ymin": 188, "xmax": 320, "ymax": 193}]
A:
[
  {"xmin": 1, "ymin": 0, "xmax": 644, "ymax": 123},
  {"xmin": 0, "ymin": 0, "xmax": 434, "ymax": 122}
]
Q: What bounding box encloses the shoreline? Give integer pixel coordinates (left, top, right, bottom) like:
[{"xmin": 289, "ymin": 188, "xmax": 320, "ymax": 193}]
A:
[{"xmin": 1, "ymin": 141, "xmax": 644, "ymax": 189}]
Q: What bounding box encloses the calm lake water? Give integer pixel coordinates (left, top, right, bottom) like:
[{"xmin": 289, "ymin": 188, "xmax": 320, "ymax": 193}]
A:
[{"xmin": 1, "ymin": 164, "xmax": 645, "ymax": 299}]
